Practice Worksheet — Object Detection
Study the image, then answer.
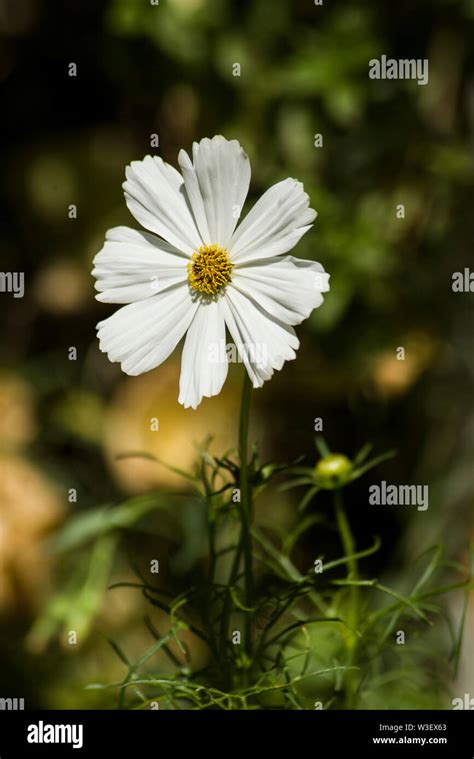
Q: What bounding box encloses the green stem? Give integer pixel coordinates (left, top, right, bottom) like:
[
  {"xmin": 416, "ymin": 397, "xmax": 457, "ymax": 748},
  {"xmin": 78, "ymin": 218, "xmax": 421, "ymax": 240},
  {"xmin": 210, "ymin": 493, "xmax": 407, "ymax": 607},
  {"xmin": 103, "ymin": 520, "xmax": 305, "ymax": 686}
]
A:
[
  {"xmin": 238, "ymin": 372, "xmax": 254, "ymax": 669},
  {"xmin": 220, "ymin": 539, "xmax": 243, "ymax": 688},
  {"xmin": 334, "ymin": 488, "xmax": 359, "ymax": 708},
  {"xmin": 202, "ymin": 462, "xmax": 221, "ymax": 665}
]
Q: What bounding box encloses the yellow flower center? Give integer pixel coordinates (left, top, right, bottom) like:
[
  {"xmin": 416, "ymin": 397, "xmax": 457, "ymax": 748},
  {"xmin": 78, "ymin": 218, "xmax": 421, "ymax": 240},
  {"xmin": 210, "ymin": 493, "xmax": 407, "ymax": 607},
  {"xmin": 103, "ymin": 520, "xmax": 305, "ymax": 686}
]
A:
[{"xmin": 187, "ymin": 244, "xmax": 233, "ymax": 295}]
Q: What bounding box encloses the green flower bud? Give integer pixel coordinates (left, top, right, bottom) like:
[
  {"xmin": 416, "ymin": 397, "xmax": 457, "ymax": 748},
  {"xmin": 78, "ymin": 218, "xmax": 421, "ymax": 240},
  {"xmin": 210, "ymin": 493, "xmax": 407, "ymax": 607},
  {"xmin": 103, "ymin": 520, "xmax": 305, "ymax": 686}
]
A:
[{"xmin": 314, "ymin": 453, "xmax": 353, "ymax": 489}]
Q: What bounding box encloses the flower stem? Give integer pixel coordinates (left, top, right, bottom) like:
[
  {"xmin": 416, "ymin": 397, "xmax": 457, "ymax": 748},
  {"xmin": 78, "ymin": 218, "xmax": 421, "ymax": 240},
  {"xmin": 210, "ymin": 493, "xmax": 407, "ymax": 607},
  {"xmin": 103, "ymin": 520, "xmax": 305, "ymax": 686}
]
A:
[
  {"xmin": 334, "ymin": 488, "xmax": 359, "ymax": 708},
  {"xmin": 238, "ymin": 372, "xmax": 254, "ymax": 668}
]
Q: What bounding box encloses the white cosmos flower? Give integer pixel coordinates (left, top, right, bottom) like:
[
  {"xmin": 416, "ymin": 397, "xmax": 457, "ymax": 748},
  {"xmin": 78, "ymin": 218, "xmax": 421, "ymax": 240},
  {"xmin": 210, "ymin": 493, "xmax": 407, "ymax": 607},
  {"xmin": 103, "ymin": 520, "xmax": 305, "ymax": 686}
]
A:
[{"xmin": 92, "ymin": 135, "xmax": 330, "ymax": 409}]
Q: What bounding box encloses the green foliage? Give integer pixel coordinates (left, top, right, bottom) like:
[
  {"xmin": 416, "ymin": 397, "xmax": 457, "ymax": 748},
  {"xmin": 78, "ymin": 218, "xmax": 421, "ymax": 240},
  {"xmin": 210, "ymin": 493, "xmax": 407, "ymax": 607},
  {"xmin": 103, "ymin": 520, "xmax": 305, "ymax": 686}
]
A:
[{"xmin": 42, "ymin": 436, "xmax": 473, "ymax": 710}]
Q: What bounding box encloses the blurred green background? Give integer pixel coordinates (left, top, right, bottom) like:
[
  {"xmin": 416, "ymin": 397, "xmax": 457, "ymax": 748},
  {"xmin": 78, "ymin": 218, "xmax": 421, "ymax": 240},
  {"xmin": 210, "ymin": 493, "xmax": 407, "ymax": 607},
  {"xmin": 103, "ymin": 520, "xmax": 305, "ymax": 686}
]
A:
[{"xmin": 0, "ymin": 0, "xmax": 473, "ymax": 708}]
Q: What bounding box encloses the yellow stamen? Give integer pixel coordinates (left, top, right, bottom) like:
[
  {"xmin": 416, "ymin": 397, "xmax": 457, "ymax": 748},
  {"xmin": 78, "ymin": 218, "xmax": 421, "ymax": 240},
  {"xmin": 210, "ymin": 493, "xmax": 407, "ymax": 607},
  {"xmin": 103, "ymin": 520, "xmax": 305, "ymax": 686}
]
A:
[{"xmin": 187, "ymin": 244, "xmax": 233, "ymax": 295}]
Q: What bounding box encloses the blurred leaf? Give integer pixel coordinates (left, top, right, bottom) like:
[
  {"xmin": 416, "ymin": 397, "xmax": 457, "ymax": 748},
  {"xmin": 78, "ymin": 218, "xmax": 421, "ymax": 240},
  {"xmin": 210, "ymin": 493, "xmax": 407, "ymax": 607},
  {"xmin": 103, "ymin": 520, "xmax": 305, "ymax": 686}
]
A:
[{"xmin": 52, "ymin": 493, "xmax": 171, "ymax": 553}]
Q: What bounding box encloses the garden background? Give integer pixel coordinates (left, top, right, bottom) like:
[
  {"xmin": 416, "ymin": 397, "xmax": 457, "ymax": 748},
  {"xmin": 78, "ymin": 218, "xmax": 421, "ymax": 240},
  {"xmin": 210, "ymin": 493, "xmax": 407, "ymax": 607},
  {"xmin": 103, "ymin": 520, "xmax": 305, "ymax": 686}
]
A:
[{"xmin": 0, "ymin": 0, "xmax": 473, "ymax": 708}]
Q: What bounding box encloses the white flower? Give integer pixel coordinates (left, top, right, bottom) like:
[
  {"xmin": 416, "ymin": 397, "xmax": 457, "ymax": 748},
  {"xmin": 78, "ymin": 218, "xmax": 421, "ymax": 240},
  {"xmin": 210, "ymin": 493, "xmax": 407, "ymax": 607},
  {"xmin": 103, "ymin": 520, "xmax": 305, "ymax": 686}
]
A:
[{"xmin": 92, "ymin": 136, "xmax": 330, "ymax": 409}]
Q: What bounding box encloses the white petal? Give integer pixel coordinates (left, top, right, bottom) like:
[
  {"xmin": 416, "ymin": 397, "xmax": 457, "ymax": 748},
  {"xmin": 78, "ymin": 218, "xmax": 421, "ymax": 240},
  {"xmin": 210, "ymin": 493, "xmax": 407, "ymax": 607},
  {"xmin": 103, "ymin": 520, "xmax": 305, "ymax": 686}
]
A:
[
  {"xmin": 178, "ymin": 298, "xmax": 228, "ymax": 409},
  {"xmin": 178, "ymin": 136, "xmax": 250, "ymax": 248},
  {"xmin": 123, "ymin": 155, "xmax": 202, "ymax": 254},
  {"xmin": 222, "ymin": 287, "xmax": 299, "ymax": 388},
  {"xmin": 232, "ymin": 256, "xmax": 330, "ymax": 325},
  {"xmin": 92, "ymin": 226, "xmax": 188, "ymax": 303},
  {"xmin": 96, "ymin": 284, "xmax": 197, "ymax": 375},
  {"xmin": 229, "ymin": 178, "xmax": 316, "ymax": 263}
]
